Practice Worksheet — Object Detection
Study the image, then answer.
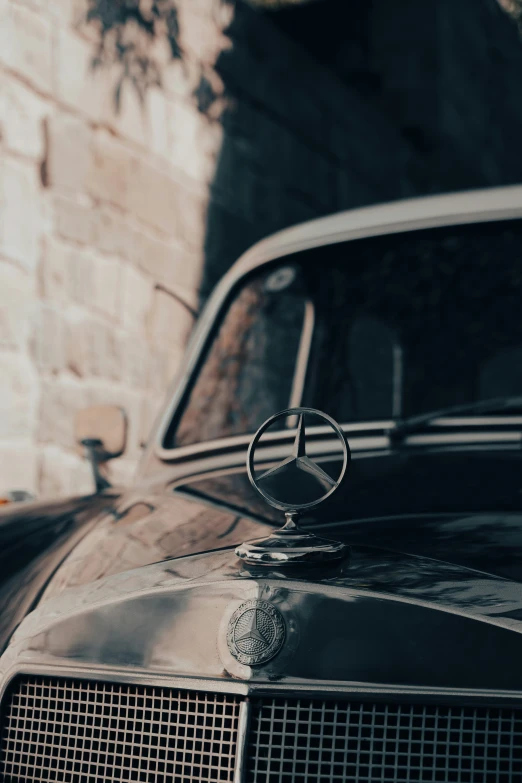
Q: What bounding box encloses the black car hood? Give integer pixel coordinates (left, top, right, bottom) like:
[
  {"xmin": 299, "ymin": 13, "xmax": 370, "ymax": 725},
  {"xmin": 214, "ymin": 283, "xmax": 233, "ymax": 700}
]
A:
[
  {"xmin": 4, "ymin": 531, "xmax": 522, "ymax": 694},
  {"xmin": 4, "ymin": 478, "xmax": 522, "ymax": 693},
  {"xmin": 41, "ymin": 486, "xmax": 522, "ymax": 599},
  {"xmin": 323, "ymin": 512, "xmax": 522, "ymax": 582}
]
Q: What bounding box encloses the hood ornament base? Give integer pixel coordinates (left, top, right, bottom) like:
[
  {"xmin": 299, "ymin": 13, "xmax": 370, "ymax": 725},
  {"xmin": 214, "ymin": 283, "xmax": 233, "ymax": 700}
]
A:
[
  {"xmin": 236, "ymin": 407, "xmax": 350, "ymax": 567},
  {"xmin": 235, "ymin": 512, "xmax": 347, "ymax": 566}
]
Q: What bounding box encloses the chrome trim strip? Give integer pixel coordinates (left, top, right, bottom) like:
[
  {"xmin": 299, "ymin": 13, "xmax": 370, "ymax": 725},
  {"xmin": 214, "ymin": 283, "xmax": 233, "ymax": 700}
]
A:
[
  {"xmin": 406, "ymin": 431, "xmax": 522, "ymax": 446},
  {"xmin": 157, "ymin": 421, "xmax": 522, "ymax": 466},
  {"xmin": 234, "ymin": 699, "xmax": 252, "ymax": 783},
  {"xmin": 3, "ymin": 661, "xmax": 522, "ymax": 707},
  {"xmin": 0, "ymin": 663, "xmax": 250, "ymax": 703},
  {"xmin": 168, "ymin": 430, "xmax": 522, "ymax": 487},
  {"xmin": 288, "ymin": 299, "xmax": 315, "ymax": 412},
  {"xmin": 392, "ymin": 342, "xmax": 403, "ymax": 418},
  {"xmin": 434, "ymin": 416, "xmax": 522, "ymax": 427},
  {"xmin": 157, "ymin": 421, "xmax": 394, "ymax": 464}
]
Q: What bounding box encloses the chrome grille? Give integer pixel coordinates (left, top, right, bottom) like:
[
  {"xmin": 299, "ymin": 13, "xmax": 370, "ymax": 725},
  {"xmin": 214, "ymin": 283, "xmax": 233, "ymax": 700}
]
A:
[
  {"xmin": 0, "ymin": 676, "xmax": 241, "ymax": 783},
  {"xmin": 247, "ymin": 698, "xmax": 522, "ymax": 782},
  {"xmin": 3, "ymin": 678, "xmax": 522, "ymax": 783}
]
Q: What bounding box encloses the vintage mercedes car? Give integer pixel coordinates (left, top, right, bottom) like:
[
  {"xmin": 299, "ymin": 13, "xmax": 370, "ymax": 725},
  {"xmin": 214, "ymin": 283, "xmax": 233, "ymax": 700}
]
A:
[{"xmin": 2, "ymin": 186, "xmax": 522, "ymax": 782}]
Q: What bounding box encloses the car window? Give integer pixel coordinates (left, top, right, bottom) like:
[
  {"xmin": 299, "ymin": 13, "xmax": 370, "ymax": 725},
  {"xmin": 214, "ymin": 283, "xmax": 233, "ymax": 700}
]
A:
[
  {"xmin": 167, "ymin": 218, "xmax": 522, "ymax": 449},
  {"xmin": 173, "ymin": 266, "xmax": 307, "ymax": 447},
  {"xmin": 301, "ymin": 220, "xmax": 522, "ymax": 420}
]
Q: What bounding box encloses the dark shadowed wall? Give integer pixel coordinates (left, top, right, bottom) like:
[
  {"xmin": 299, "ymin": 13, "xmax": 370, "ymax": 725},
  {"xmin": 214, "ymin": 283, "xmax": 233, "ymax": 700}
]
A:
[{"xmin": 202, "ymin": 0, "xmax": 522, "ymax": 298}]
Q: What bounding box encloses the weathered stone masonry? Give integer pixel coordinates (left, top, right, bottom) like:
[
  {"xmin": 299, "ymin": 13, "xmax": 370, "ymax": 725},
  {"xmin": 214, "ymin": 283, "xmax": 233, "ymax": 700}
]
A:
[{"xmin": 0, "ymin": 0, "xmax": 222, "ymax": 496}]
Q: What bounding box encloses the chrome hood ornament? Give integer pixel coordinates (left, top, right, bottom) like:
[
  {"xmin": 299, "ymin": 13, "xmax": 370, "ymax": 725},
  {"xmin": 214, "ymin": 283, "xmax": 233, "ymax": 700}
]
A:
[{"xmin": 235, "ymin": 407, "xmax": 350, "ymax": 566}]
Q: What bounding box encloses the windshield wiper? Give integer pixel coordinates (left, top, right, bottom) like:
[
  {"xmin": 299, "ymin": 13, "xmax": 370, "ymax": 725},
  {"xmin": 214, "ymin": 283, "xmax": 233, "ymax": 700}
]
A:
[{"xmin": 390, "ymin": 395, "xmax": 522, "ymax": 443}]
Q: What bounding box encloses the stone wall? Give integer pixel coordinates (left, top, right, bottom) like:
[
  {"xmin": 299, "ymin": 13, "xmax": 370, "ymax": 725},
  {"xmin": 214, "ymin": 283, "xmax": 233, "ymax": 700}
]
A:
[
  {"xmin": 203, "ymin": 0, "xmax": 414, "ymax": 296},
  {"xmin": 1, "ymin": 0, "xmax": 417, "ymax": 498},
  {"xmin": 2, "ymin": 0, "xmax": 521, "ymax": 498},
  {"xmin": 0, "ymin": 0, "xmax": 224, "ymax": 496}
]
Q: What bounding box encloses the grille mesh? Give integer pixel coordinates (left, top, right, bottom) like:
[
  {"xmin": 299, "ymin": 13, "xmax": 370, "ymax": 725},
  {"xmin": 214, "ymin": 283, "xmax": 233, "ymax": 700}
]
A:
[
  {"xmin": 247, "ymin": 698, "xmax": 522, "ymax": 782},
  {"xmin": 3, "ymin": 678, "xmax": 522, "ymax": 783},
  {"xmin": 0, "ymin": 676, "xmax": 241, "ymax": 783}
]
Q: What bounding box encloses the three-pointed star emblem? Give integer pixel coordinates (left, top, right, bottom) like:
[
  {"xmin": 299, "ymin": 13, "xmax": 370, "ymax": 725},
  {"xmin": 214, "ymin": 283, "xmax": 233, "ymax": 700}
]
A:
[
  {"xmin": 236, "ymin": 610, "xmax": 269, "ymax": 646},
  {"xmin": 257, "ymin": 413, "xmax": 336, "ymax": 492}
]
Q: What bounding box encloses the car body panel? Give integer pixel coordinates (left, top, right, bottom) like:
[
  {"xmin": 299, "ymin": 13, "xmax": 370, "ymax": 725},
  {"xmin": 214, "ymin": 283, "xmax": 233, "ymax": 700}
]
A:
[
  {"xmin": 0, "ymin": 494, "xmax": 121, "ymax": 653},
  {"xmin": 3, "ymin": 186, "xmax": 522, "ymax": 704},
  {"xmin": 4, "ymin": 544, "xmax": 522, "ymax": 700}
]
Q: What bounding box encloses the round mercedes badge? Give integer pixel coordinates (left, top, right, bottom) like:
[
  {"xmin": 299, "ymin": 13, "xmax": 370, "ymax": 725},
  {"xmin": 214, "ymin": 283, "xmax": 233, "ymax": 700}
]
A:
[{"xmin": 227, "ymin": 599, "xmax": 285, "ymax": 666}]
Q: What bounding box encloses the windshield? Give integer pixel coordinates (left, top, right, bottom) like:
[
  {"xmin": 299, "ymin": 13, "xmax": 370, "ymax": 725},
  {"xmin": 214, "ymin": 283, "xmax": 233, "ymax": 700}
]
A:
[{"xmin": 167, "ymin": 218, "xmax": 522, "ymax": 448}]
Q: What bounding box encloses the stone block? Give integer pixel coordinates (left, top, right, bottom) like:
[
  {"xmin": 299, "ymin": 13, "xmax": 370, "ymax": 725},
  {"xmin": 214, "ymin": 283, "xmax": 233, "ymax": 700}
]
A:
[
  {"xmin": 91, "ymin": 254, "xmax": 123, "ymax": 321},
  {"xmin": 131, "ymin": 229, "xmax": 202, "ymax": 302},
  {"xmin": 44, "ymin": 0, "xmax": 89, "ymax": 24},
  {"xmin": 53, "ymin": 195, "xmax": 96, "ymax": 247},
  {"xmin": 121, "ymin": 336, "xmax": 152, "ymax": 390},
  {"xmin": 0, "ymin": 353, "xmax": 38, "ymax": 439},
  {"xmin": 29, "ymin": 301, "xmax": 67, "ymax": 372},
  {"xmin": 102, "ymin": 76, "xmax": 148, "ymax": 150},
  {"xmin": 148, "ymin": 286, "xmax": 195, "ymax": 353},
  {"xmin": 168, "ymin": 98, "xmax": 215, "ymax": 184},
  {"xmin": 123, "ymin": 158, "xmax": 187, "ymax": 239},
  {"xmin": 68, "ymin": 246, "xmax": 95, "ymax": 307},
  {"xmin": 179, "ymin": 5, "xmax": 226, "ymax": 65},
  {"xmin": 54, "ymin": 28, "xmax": 105, "ymax": 121},
  {"xmin": 0, "ymin": 158, "xmax": 43, "ymax": 272},
  {"xmin": 0, "ymin": 440, "xmax": 38, "ymax": 496},
  {"xmin": 149, "ymin": 345, "xmax": 185, "ymax": 392},
  {"xmin": 89, "ymin": 322, "xmax": 123, "ymax": 381},
  {"xmin": 0, "ymin": 2, "xmax": 53, "ymax": 93},
  {"xmin": 146, "ymin": 88, "xmax": 170, "ymax": 160},
  {"xmin": 91, "ymin": 206, "xmax": 131, "ymax": 259},
  {"xmin": 87, "ymin": 130, "xmax": 206, "ymax": 244},
  {"xmin": 162, "ymin": 58, "xmax": 198, "ymax": 102},
  {"xmin": 169, "ymin": 184, "xmax": 207, "ymax": 254},
  {"xmin": 39, "ymin": 235, "xmax": 70, "ymax": 302},
  {"xmin": 67, "ymin": 311, "xmax": 122, "ymax": 381},
  {"xmin": 148, "ymin": 349, "xmax": 170, "ymax": 392},
  {"xmin": 38, "ymin": 444, "xmax": 94, "ymax": 499},
  {"xmin": 139, "ymin": 394, "xmax": 163, "ymax": 449},
  {"xmin": 120, "ymin": 264, "xmax": 153, "ymax": 332},
  {"xmin": 0, "ymin": 263, "xmax": 36, "ymax": 352},
  {"xmin": 38, "ymin": 375, "xmax": 87, "ymax": 449},
  {"xmin": 0, "ymin": 72, "xmax": 48, "ymax": 159},
  {"xmin": 87, "ymin": 130, "xmax": 134, "ymax": 212},
  {"xmin": 45, "ymin": 114, "xmax": 93, "ymax": 194}
]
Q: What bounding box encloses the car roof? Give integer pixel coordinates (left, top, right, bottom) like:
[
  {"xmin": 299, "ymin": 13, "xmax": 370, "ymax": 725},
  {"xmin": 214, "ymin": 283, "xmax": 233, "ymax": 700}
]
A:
[
  {"xmin": 229, "ymin": 184, "xmax": 522, "ymax": 284},
  {"xmin": 150, "ymin": 185, "xmax": 522, "ymax": 464}
]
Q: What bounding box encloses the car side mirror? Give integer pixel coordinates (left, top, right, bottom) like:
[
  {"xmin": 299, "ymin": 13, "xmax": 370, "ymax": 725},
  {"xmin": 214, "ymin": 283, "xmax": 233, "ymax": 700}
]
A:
[{"xmin": 74, "ymin": 405, "xmax": 128, "ymax": 492}]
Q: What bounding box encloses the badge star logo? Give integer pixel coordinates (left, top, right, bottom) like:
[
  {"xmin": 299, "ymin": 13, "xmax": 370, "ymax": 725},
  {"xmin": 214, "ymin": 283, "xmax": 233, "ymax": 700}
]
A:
[
  {"xmin": 227, "ymin": 600, "xmax": 285, "ymax": 666},
  {"xmin": 257, "ymin": 413, "xmax": 336, "ymax": 492},
  {"xmin": 236, "ymin": 609, "xmax": 269, "ymax": 647}
]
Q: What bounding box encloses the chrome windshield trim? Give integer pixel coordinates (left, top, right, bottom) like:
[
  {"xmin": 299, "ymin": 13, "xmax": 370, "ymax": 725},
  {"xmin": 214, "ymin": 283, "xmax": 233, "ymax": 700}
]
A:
[
  {"xmin": 406, "ymin": 431, "xmax": 522, "ymax": 446},
  {"xmin": 156, "ymin": 420, "xmax": 522, "ymax": 465},
  {"xmin": 147, "ymin": 190, "xmax": 522, "ymax": 469},
  {"xmin": 288, "ymin": 299, "xmax": 315, "ymax": 411},
  {"xmin": 433, "ymin": 416, "xmax": 522, "ymax": 427},
  {"xmin": 155, "ymin": 421, "xmax": 394, "ymax": 463}
]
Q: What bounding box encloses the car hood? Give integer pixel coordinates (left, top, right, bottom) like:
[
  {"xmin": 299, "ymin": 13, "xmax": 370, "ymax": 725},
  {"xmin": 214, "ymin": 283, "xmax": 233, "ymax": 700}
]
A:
[
  {"xmin": 40, "ymin": 486, "xmax": 522, "ymax": 600},
  {"xmin": 4, "ymin": 522, "xmax": 522, "ymax": 695}
]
